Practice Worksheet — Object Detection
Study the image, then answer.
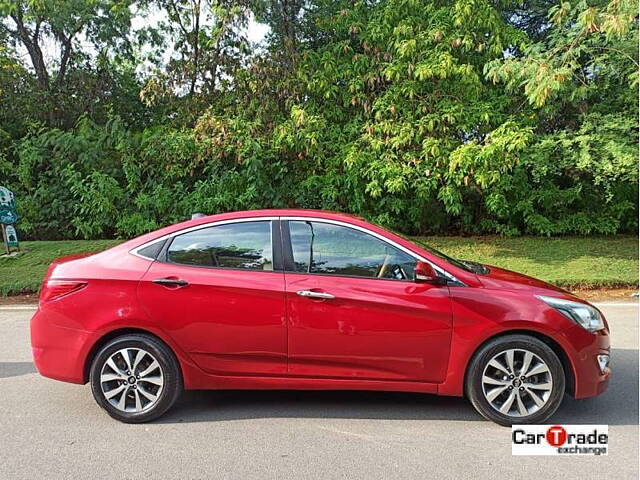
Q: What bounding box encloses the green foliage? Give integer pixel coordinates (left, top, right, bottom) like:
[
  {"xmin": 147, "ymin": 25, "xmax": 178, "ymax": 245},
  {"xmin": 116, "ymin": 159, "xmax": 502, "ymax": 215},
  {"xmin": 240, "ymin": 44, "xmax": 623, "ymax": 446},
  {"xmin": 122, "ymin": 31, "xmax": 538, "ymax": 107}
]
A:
[
  {"xmin": 0, "ymin": 0, "xmax": 138, "ymax": 128},
  {"xmin": 488, "ymin": 112, "xmax": 638, "ymax": 235},
  {"xmin": 482, "ymin": 0, "xmax": 639, "ymax": 235},
  {"xmin": 486, "ymin": 0, "xmax": 637, "ymax": 107},
  {"xmin": 0, "ymin": 0, "xmax": 637, "ymax": 239}
]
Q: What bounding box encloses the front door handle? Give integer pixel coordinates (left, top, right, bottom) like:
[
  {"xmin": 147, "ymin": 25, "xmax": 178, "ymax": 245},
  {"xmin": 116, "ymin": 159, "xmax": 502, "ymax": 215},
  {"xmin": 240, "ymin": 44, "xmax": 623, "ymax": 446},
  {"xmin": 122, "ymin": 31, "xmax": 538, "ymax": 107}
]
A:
[
  {"xmin": 296, "ymin": 290, "xmax": 335, "ymax": 300},
  {"xmin": 152, "ymin": 278, "xmax": 189, "ymax": 288}
]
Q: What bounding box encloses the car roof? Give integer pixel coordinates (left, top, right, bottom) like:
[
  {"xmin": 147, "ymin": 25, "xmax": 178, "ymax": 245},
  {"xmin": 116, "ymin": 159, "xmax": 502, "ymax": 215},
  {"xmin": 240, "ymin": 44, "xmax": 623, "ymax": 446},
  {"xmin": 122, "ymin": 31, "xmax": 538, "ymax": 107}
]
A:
[
  {"xmin": 174, "ymin": 209, "xmax": 369, "ymax": 232},
  {"xmin": 116, "ymin": 209, "xmax": 367, "ymax": 251},
  {"xmin": 194, "ymin": 209, "xmax": 365, "ymax": 222}
]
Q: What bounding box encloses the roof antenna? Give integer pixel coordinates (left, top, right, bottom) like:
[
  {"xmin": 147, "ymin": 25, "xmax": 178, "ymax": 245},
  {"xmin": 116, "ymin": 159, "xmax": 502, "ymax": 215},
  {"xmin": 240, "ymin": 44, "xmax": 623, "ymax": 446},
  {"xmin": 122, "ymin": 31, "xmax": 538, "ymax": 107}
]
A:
[{"xmin": 191, "ymin": 213, "xmax": 206, "ymax": 220}]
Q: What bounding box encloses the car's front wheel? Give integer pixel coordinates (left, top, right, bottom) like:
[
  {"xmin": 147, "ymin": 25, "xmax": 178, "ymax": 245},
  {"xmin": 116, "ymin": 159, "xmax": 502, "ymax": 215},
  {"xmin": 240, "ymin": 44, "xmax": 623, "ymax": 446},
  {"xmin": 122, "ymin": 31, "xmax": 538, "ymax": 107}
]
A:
[
  {"xmin": 466, "ymin": 334, "xmax": 565, "ymax": 426},
  {"xmin": 90, "ymin": 333, "xmax": 182, "ymax": 423}
]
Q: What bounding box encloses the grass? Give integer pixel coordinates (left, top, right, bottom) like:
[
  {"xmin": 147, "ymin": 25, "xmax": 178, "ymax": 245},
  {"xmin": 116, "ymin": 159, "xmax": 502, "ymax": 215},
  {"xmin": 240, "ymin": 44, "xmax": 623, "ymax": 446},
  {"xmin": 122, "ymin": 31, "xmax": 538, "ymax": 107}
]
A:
[
  {"xmin": 0, "ymin": 236, "xmax": 637, "ymax": 296},
  {"xmin": 417, "ymin": 235, "xmax": 638, "ymax": 289},
  {"xmin": 0, "ymin": 240, "xmax": 121, "ymax": 296}
]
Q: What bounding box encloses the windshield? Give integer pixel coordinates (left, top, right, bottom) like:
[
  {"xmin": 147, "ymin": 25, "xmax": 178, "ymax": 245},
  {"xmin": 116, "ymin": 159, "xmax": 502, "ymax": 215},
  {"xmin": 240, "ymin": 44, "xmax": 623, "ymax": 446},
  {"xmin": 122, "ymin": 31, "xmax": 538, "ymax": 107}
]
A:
[{"xmin": 390, "ymin": 230, "xmax": 487, "ymax": 274}]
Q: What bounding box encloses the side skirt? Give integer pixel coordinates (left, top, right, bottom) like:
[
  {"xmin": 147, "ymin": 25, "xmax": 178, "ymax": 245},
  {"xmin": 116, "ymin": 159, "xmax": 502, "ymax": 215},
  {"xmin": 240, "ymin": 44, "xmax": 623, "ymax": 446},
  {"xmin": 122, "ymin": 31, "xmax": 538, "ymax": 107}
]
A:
[{"xmin": 182, "ymin": 367, "xmax": 439, "ymax": 394}]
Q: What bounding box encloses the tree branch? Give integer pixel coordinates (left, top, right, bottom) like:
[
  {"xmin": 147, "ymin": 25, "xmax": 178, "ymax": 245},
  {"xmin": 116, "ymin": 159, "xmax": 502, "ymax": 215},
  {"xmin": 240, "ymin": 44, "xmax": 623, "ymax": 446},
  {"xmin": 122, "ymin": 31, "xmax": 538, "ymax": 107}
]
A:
[{"xmin": 10, "ymin": 11, "xmax": 50, "ymax": 91}]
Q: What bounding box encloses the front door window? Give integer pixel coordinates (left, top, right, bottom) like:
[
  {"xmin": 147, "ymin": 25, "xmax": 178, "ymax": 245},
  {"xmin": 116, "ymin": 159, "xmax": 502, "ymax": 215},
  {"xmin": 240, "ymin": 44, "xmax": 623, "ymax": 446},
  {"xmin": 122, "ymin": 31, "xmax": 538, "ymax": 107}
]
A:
[{"xmin": 288, "ymin": 220, "xmax": 416, "ymax": 281}]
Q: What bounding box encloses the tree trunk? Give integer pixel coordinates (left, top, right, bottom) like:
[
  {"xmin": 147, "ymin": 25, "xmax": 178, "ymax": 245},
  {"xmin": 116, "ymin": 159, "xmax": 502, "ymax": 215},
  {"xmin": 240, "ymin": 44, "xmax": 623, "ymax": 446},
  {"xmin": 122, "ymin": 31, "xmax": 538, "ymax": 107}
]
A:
[{"xmin": 12, "ymin": 15, "xmax": 50, "ymax": 91}]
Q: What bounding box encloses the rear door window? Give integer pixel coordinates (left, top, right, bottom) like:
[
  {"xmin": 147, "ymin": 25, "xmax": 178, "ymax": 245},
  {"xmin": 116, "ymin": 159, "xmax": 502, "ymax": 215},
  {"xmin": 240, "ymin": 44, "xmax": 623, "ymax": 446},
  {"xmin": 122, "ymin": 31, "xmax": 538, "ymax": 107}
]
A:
[{"xmin": 167, "ymin": 221, "xmax": 273, "ymax": 271}]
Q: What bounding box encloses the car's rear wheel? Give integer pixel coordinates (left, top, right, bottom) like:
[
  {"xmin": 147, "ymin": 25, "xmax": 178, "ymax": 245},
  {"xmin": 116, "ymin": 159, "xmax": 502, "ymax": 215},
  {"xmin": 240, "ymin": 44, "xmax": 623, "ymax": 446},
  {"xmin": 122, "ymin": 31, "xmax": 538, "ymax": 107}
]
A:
[
  {"xmin": 90, "ymin": 334, "xmax": 182, "ymax": 423},
  {"xmin": 466, "ymin": 334, "xmax": 565, "ymax": 426}
]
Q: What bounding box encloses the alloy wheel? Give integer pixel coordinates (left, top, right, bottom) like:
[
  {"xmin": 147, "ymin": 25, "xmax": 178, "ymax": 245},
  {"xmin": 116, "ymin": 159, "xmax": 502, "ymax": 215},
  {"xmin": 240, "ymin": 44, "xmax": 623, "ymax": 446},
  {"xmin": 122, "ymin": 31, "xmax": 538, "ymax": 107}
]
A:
[
  {"xmin": 481, "ymin": 348, "xmax": 553, "ymax": 417},
  {"xmin": 99, "ymin": 348, "xmax": 164, "ymax": 413}
]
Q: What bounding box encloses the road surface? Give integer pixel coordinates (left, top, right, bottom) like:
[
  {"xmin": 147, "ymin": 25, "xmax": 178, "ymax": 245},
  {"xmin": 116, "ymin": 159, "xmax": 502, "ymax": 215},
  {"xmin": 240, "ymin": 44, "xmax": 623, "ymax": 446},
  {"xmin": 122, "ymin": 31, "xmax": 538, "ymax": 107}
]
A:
[{"xmin": 0, "ymin": 303, "xmax": 637, "ymax": 479}]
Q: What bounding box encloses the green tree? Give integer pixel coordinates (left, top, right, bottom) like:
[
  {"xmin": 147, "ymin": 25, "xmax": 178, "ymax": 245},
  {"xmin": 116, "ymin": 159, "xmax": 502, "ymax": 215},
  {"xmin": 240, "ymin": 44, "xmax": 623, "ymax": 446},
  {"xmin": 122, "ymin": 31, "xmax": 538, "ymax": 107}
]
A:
[
  {"xmin": 139, "ymin": 0, "xmax": 253, "ymax": 125},
  {"xmin": 0, "ymin": 0, "xmax": 136, "ymax": 125},
  {"xmin": 483, "ymin": 0, "xmax": 638, "ymax": 234},
  {"xmin": 1, "ymin": 0, "xmax": 637, "ymax": 239}
]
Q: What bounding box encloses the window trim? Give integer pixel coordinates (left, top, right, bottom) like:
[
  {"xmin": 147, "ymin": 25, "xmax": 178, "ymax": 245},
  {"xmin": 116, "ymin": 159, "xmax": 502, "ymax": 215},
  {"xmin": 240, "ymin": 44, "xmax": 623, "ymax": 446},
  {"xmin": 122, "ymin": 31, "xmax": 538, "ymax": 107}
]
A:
[
  {"xmin": 280, "ymin": 217, "xmax": 463, "ymax": 285},
  {"xmin": 130, "ymin": 217, "xmax": 283, "ymax": 272},
  {"xmin": 282, "ymin": 220, "xmax": 415, "ymax": 283},
  {"xmin": 129, "ymin": 215, "xmax": 464, "ymax": 285}
]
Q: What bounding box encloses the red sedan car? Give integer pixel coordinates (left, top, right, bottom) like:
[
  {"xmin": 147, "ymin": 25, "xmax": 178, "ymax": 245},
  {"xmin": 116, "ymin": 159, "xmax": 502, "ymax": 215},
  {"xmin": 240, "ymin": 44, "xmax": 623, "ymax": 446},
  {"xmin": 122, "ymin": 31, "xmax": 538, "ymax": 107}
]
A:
[{"xmin": 30, "ymin": 209, "xmax": 610, "ymax": 425}]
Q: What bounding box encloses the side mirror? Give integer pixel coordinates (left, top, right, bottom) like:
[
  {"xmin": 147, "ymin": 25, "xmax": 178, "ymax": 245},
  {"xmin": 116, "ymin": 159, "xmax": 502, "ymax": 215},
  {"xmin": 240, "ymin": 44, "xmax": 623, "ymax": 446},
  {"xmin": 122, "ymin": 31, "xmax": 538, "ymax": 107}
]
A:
[{"xmin": 415, "ymin": 261, "xmax": 446, "ymax": 285}]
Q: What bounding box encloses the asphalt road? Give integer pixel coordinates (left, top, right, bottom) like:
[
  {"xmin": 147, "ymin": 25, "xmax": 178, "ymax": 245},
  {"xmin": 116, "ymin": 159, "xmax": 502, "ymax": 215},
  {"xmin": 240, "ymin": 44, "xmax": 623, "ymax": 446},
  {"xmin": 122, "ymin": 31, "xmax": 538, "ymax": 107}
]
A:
[{"xmin": 0, "ymin": 303, "xmax": 637, "ymax": 479}]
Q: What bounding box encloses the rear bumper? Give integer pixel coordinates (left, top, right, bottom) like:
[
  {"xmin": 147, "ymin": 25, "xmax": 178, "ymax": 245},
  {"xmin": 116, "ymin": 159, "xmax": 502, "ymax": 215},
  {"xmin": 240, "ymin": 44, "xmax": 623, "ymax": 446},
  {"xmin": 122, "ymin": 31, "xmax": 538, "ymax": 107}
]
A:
[{"xmin": 30, "ymin": 308, "xmax": 94, "ymax": 384}]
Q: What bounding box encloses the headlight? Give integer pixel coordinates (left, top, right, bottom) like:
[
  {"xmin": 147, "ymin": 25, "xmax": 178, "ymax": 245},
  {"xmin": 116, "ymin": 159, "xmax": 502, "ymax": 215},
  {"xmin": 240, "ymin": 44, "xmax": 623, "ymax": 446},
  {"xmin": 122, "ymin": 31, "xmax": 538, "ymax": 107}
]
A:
[{"xmin": 536, "ymin": 295, "xmax": 605, "ymax": 333}]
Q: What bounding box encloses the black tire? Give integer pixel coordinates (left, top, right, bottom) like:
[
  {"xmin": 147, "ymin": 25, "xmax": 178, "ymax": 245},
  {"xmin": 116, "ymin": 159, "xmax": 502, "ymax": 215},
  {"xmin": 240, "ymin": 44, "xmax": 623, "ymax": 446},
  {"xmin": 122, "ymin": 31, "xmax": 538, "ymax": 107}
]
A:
[
  {"xmin": 465, "ymin": 334, "xmax": 565, "ymax": 426},
  {"xmin": 90, "ymin": 334, "xmax": 182, "ymax": 423}
]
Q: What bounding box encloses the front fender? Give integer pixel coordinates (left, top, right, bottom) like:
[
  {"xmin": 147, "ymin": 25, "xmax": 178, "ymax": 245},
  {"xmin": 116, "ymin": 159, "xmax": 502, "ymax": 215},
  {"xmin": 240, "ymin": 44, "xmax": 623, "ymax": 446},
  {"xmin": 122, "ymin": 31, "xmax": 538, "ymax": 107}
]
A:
[{"xmin": 437, "ymin": 288, "xmax": 575, "ymax": 396}]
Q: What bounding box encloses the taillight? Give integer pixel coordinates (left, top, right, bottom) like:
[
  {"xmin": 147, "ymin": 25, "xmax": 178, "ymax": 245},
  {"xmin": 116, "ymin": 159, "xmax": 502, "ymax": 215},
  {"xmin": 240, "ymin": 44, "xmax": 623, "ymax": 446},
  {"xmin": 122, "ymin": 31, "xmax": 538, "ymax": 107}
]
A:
[{"xmin": 39, "ymin": 280, "xmax": 87, "ymax": 303}]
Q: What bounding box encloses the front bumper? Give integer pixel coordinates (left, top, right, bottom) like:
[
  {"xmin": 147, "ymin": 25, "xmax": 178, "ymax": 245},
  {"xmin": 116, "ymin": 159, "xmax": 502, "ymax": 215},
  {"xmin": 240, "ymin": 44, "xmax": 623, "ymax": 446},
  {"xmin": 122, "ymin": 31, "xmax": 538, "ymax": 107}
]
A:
[
  {"xmin": 30, "ymin": 308, "xmax": 95, "ymax": 384},
  {"xmin": 559, "ymin": 323, "xmax": 611, "ymax": 399}
]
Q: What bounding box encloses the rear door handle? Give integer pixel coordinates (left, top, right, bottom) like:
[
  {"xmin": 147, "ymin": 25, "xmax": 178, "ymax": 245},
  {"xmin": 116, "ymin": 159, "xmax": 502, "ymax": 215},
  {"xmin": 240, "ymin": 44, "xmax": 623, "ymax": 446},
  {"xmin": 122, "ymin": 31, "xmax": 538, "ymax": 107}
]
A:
[
  {"xmin": 296, "ymin": 290, "xmax": 335, "ymax": 300},
  {"xmin": 152, "ymin": 278, "xmax": 189, "ymax": 287}
]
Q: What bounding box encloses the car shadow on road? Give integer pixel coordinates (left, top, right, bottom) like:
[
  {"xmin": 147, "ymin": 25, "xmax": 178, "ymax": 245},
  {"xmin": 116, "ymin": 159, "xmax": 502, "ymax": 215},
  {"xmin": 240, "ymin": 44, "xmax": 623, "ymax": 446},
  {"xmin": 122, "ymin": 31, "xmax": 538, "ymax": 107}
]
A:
[
  {"xmin": 162, "ymin": 389, "xmax": 483, "ymax": 423},
  {"xmin": 158, "ymin": 348, "xmax": 638, "ymax": 427},
  {"xmin": 0, "ymin": 361, "xmax": 36, "ymax": 379}
]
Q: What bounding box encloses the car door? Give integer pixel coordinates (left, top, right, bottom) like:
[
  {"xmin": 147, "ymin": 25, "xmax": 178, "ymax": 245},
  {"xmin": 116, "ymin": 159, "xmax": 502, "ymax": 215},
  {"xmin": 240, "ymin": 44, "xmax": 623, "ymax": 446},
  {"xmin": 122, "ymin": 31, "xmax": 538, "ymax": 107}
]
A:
[
  {"xmin": 282, "ymin": 219, "xmax": 453, "ymax": 383},
  {"xmin": 137, "ymin": 219, "xmax": 287, "ymax": 376}
]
